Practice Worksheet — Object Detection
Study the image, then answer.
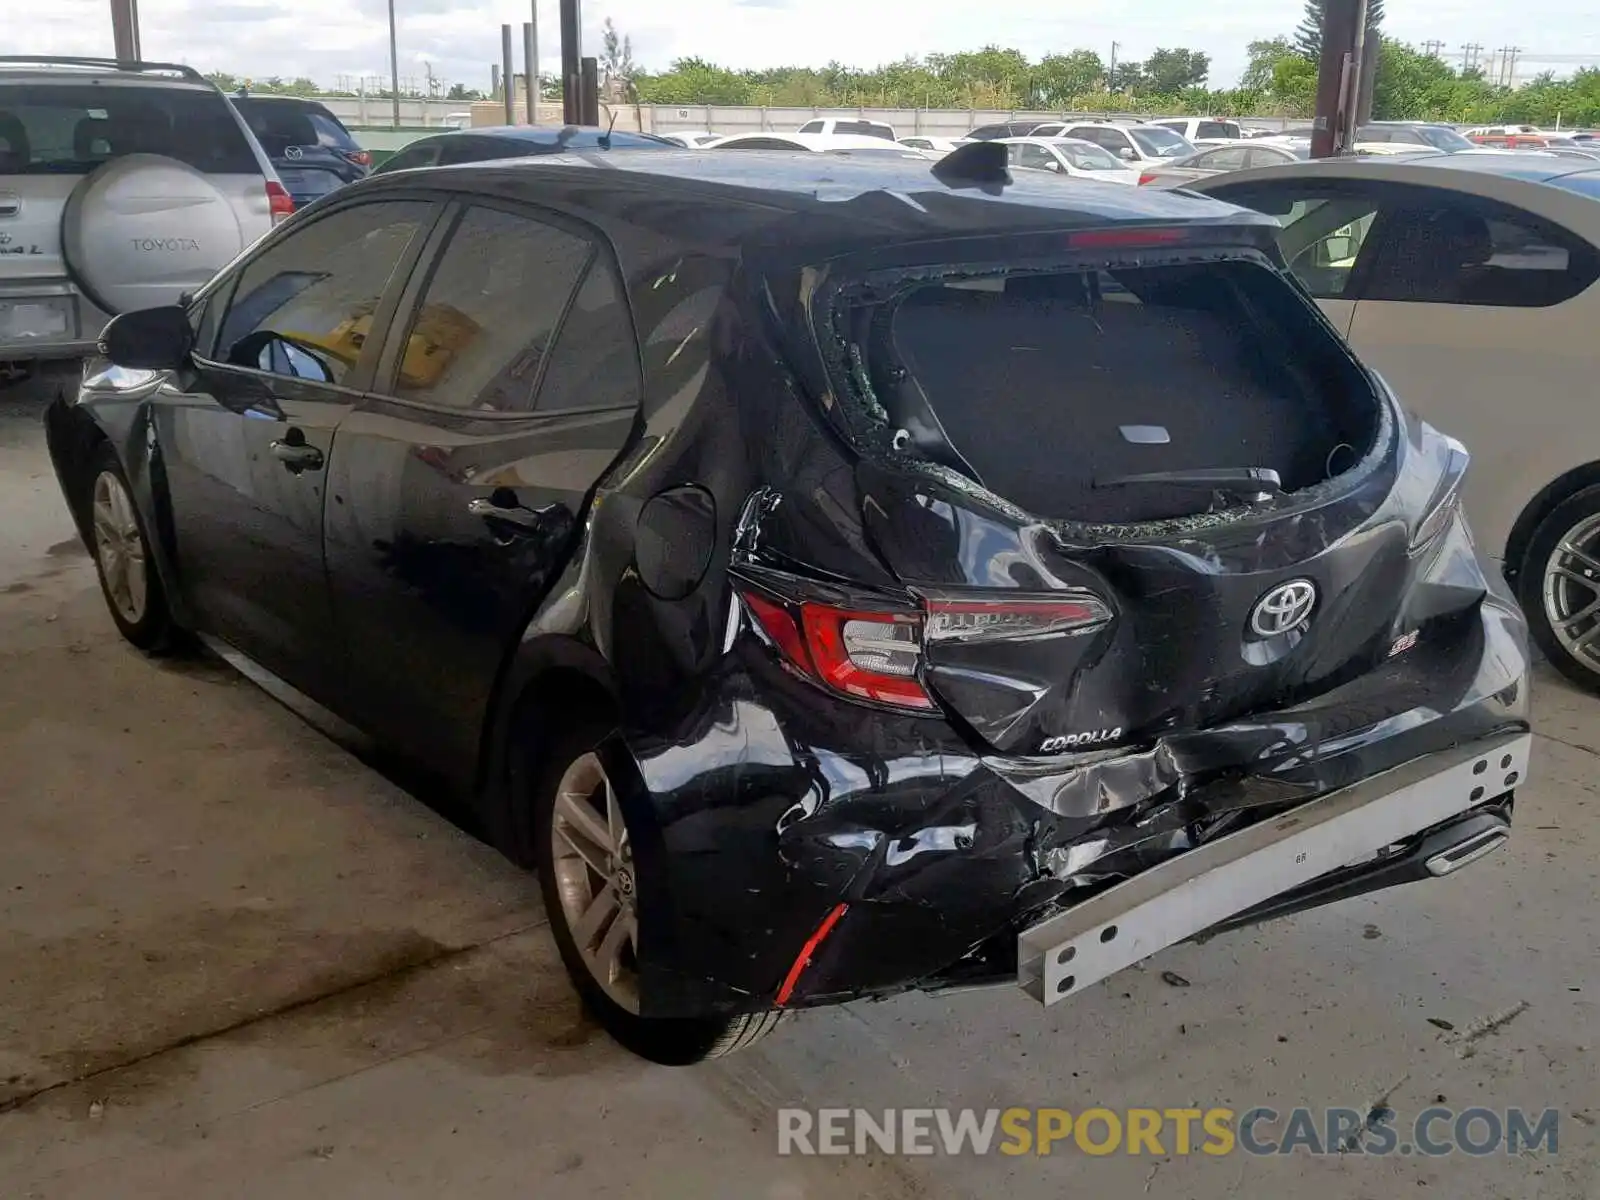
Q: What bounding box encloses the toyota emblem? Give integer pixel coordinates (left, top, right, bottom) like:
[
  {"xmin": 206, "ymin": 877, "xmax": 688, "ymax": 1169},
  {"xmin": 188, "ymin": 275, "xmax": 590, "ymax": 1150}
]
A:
[
  {"xmin": 284, "ymin": 145, "xmax": 303, "ymax": 159},
  {"xmin": 1250, "ymin": 578, "xmax": 1318, "ymax": 637}
]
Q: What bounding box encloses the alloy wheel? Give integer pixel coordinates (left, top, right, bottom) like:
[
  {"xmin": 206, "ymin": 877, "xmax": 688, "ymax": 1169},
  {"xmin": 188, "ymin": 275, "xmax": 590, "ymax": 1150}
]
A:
[
  {"xmin": 91, "ymin": 470, "xmax": 147, "ymax": 625},
  {"xmin": 1542, "ymin": 511, "xmax": 1600, "ymax": 671},
  {"xmin": 549, "ymin": 751, "xmax": 641, "ymax": 1014}
]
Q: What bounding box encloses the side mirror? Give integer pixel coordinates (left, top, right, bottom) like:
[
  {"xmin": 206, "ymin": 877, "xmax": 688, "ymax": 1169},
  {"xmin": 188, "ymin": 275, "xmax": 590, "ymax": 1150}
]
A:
[
  {"xmin": 1118, "ymin": 147, "xmax": 1137, "ymax": 161},
  {"xmin": 1045, "ymin": 159, "xmax": 1062, "ymax": 171},
  {"xmin": 99, "ymin": 306, "xmax": 194, "ymax": 370}
]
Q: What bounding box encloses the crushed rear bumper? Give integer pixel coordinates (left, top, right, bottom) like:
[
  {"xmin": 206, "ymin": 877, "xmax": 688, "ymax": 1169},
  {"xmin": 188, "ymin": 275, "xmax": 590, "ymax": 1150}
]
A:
[
  {"xmin": 622, "ymin": 584, "xmax": 1530, "ymax": 1018},
  {"xmin": 1018, "ymin": 731, "xmax": 1528, "ymax": 1004}
]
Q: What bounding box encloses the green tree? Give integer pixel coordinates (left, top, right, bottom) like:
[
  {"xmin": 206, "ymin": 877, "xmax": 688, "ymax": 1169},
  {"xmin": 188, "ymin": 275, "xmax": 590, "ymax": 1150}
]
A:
[
  {"xmin": 1295, "ymin": 0, "xmax": 1384, "ymax": 63},
  {"xmin": 1032, "ymin": 50, "xmax": 1105, "ymax": 105},
  {"xmin": 1108, "ymin": 61, "xmax": 1146, "ymax": 93},
  {"xmin": 600, "ymin": 17, "xmax": 638, "ymax": 101},
  {"xmin": 1142, "ymin": 48, "xmax": 1211, "ymax": 95},
  {"xmin": 1242, "ymin": 37, "xmax": 1295, "ymax": 90}
]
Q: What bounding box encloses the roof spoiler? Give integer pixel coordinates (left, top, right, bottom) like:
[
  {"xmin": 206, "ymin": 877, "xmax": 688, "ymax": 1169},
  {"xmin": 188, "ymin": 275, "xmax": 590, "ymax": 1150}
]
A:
[{"xmin": 931, "ymin": 141, "xmax": 1010, "ymax": 191}]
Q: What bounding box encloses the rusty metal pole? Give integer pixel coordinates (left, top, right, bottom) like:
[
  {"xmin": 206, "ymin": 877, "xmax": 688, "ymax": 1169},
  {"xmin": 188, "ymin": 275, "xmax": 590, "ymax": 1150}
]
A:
[
  {"xmin": 1309, "ymin": 0, "xmax": 1368, "ymax": 158},
  {"xmin": 579, "ymin": 56, "xmax": 599, "ymax": 125},
  {"xmin": 1356, "ymin": 35, "xmax": 1380, "ymax": 126},
  {"xmin": 501, "ymin": 24, "xmax": 515, "ymax": 125},
  {"xmin": 523, "ymin": 22, "xmax": 537, "ymax": 123},
  {"xmin": 109, "ymin": 0, "xmax": 141, "ymax": 61},
  {"xmin": 559, "ymin": 0, "xmax": 581, "ymax": 124}
]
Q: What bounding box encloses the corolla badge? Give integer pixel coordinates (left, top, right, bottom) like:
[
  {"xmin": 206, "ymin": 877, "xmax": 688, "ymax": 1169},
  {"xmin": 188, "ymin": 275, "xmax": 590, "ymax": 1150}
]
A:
[{"xmin": 1250, "ymin": 578, "xmax": 1318, "ymax": 637}]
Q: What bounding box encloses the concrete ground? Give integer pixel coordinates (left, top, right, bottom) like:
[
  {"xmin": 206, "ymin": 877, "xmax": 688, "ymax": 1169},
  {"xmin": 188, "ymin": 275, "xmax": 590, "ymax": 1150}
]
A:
[{"xmin": 1, "ymin": 388, "xmax": 1595, "ymax": 1199}]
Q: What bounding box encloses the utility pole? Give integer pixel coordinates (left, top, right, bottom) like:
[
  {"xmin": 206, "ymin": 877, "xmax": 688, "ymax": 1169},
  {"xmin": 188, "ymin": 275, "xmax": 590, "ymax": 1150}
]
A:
[
  {"xmin": 386, "ymin": 0, "xmax": 401, "ymax": 127},
  {"xmin": 1461, "ymin": 42, "xmax": 1483, "ymax": 73},
  {"xmin": 1107, "ymin": 41, "xmax": 1119, "ymax": 90},
  {"xmin": 1422, "ymin": 39, "xmax": 1445, "ymax": 59},
  {"xmin": 1498, "ymin": 46, "xmax": 1521, "ymax": 86}
]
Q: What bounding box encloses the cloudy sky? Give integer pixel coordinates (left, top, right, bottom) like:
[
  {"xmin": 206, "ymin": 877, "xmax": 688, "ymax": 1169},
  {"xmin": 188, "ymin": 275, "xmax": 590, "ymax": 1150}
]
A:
[{"xmin": 20, "ymin": 0, "xmax": 1600, "ymax": 93}]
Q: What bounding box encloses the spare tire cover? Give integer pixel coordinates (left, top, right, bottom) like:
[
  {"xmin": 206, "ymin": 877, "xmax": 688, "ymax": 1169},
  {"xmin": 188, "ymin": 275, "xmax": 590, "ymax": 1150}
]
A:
[{"xmin": 61, "ymin": 153, "xmax": 248, "ymax": 315}]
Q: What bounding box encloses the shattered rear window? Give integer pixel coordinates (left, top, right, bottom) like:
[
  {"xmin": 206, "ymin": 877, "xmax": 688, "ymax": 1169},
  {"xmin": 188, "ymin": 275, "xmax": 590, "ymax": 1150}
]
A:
[{"xmin": 832, "ymin": 257, "xmax": 1376, "ymax": 524}]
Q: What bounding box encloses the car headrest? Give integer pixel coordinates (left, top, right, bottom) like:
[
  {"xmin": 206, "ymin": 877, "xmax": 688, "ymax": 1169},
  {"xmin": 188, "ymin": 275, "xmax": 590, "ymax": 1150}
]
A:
[
  {"xmin": 74, "ymin": 117, "xmax": 113, "ymax": 159},
  {"xmin": 0, "ymin": 112, "xmax": 29, "ymax": 168}
]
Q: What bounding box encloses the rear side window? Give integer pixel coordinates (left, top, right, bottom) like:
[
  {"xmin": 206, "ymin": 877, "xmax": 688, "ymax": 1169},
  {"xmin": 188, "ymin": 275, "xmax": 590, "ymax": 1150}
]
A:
[
  {"xmin": 834, "ymin": 258, "xmax": 1369, "ymax": 523},
  {"xmin": 390, "ymin": 204, "xmax": 593, "ymax": 411},
  {"xmin": 382, "ymin": 141, "xmax": 443, "ymax": 172},
  {"xmin": 1196, "ymin": 121, "xmax": 1234, "ymax": 140},
  {"xmin": 307, "ymin": 109, "xmax": 358, "ymax": 150},
  {"xmin": 233, "ymin": 99, "xmax": 318, "ymax": 153},
  {"xmin": 1364, "ymin": 200, "xmax": 1600, "ymax": 307},
  {"xmin": 0, "ymin": 83, "xmax": 259, "ymax": 175},
  {"xmin": 830, "ymin": 120, "xmax": 894, "ymax": 140},
  {"xmin": 534, "ymin": 264, "xmax": 642, "ymax": 412},
  {"xmin": 214, "ymin": 200, "xmax": 431, "ymax": 384},
  {"xmin": 798, "ymin": 121, "xmax": 824, "ymax": 133}
]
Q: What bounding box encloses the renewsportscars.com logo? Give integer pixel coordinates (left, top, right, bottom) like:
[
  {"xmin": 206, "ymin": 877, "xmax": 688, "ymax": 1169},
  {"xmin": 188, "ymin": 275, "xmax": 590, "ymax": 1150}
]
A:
[{"xmin": 777, "ymin": 1106, "xmax": 1562, "ymax": 1158}]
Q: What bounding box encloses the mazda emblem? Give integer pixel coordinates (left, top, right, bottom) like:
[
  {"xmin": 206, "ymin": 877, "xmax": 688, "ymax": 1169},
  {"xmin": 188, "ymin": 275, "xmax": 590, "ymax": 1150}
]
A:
[
  {"xmin": 284, "ymin": 145, "xmax": 303, "ymax": 159},
  {"xmin": 1250, "ymin": 578, "xmax": 1318, "ymax": 637}
]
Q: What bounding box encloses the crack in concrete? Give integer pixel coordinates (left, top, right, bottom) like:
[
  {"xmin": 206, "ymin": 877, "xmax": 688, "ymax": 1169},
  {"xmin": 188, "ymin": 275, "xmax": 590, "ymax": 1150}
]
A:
[{"xmin": 0, "ymin": 919, "xmax": 547, "ymax": 1117}]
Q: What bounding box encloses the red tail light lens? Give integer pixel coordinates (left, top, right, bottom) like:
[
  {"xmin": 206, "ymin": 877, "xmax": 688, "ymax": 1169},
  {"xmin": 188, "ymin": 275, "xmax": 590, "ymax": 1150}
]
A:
[
  {"xmin": 923, "ymin": 594, "xmax": 1112, "ymax": 644},
  {"xmin": 1137, "ymin": 171, "xmax": 1158, "ymax": 186},
  {"xmin": 266, "ymin": 180, "xmax": 295, "ymax": 224},
  {"xmin": 740, "ymin": 591, "xmax": 934, "ymax": 711},
  {"xmin": 341, "ymin": 148, "xmax": 373, "ymax": 167}
]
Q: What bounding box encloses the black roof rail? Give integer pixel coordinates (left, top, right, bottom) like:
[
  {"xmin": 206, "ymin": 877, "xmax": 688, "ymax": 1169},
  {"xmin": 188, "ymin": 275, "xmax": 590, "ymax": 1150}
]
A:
[{"xmin": 0, "ymin": 56, "xmax": 209, "ymax": 85}]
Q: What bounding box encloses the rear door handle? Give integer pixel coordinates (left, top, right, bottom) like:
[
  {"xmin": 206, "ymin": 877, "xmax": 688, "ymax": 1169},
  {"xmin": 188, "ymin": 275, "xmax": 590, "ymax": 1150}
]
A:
[
  {"xmin": 269, "ymin": 427, "xmax": 324, "ymax": 473},
  {"xmin": 467, "ymin": 491, "xmax": 565, "ymax": 535}
]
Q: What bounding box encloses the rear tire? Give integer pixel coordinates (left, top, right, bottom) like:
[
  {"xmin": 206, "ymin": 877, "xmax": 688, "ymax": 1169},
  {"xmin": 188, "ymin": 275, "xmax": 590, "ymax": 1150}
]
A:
[
  {"xmin": 1518, "ymin": 483, "xmax": 1600, "ymax": 693},
  {"xmin": 85, "ymin": 444, "xmax": 177, "ymax": 653},
  {"xmin": 526, "ymin": 718, "xmax": 784, "ymax": 1064}
]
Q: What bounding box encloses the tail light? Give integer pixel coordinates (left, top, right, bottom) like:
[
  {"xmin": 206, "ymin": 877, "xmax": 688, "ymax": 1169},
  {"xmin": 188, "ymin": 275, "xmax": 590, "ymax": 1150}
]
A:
[
  {"xmin": 340, "ymin": 148, "xmax": 373, "ymax": 167},
  {"xmin": 923, "ymin": 594, "xmax": 1111, "ymax": 644},
  {"xmin": 1138, "ymin": 171, "xmax": 1159, "ymax": 185},
  {"xmin": 739, "ymin": 588, "xmax": 1113, "ymax": 712},
  {"xmin": 266, "ymin": 180, "xmax": 295, "ymax": 224},
  {"xmin": 740, "ymin": 591, "xmax": 933, "ymax": 711}
]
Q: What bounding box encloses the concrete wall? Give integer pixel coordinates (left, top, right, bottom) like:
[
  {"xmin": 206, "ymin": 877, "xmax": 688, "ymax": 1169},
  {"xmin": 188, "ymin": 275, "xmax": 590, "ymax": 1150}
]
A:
[{"xmin": 316, "ymin": 95, "xmax": 1298, "ymax": 138}]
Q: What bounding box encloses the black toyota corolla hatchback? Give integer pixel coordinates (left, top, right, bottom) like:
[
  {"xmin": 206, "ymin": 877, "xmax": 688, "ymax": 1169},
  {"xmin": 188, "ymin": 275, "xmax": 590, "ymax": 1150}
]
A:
[{"xmin": 46, "ymin": 144, "xmax": 1533, "ymax": 1064}]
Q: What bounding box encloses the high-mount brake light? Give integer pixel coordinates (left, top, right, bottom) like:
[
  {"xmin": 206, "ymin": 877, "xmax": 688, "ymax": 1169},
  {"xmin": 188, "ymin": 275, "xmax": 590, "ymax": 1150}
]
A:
[{"xmin": 1067, "ymin": 227, "xmax": 1187, "ymax": 249}]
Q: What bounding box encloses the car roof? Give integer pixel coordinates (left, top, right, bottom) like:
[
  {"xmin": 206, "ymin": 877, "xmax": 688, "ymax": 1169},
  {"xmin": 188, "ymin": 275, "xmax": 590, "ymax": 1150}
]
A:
[
  {"xmin": 232, "ymin": 93, "xmax": 327, "ymax": 106},
  {"xmin": 356, "ymin": 147, "xmax": 1277, "ymax": 254},
  {"xmin": 410, "ymin": 125, "xmax": 678, "ymax": 149},
  {"xmin": 0, "ymin": 65, "xmax": 213, "ymax": 91},
  {"xmin": 998, "ymin": 136, "xmax": 1114, "ymax": 150},
  {"xmin": 716, "ymin": 131, "xmax": 899, "ymax": 149}
]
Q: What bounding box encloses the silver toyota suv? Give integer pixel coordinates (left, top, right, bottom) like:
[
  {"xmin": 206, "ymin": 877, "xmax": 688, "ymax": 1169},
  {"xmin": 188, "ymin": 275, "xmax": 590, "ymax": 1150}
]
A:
[{"xmin": 1, "ymin": 56, "xmax": 289, "ymax": 383}]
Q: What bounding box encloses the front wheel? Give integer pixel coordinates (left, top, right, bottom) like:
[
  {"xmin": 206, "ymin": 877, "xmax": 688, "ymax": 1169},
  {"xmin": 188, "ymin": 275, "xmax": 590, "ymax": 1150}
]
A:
[
  {"xmin": 529, "ymin": 723, "xmax": 784, "ymax": 1064},
  {"xmin": 85, "ymin": 445, "xmax": 177, "ymax": 652},
  {"xmin": 1519, "ymin": 483, "xmax": 1600, "ymax": 693}
]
